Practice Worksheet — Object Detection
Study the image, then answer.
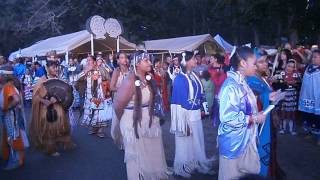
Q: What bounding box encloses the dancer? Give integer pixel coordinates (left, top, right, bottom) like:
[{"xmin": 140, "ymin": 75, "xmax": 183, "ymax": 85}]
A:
[
  {"xmin": 29, "ymin": 58, "xmax": 74, "ymax": 156},
  {"xmin": 161, "ymin": 61, "xmax": 170, "ymax": 111},
  {"xmin": 78, "ymin": 55, "xmax": 112, "ymax": 138},
  {"xmin": 66, "ymin": 58, "xmax": 82, "ymax": 109},
  {"xmin": 247, "ymin": 48, "xmax": 284, "ymax": 178},
  {"xmin": 218, "ymin": 47, "xmax": 266, "ymax": 180},
  {"xmin": 170, "ymin": 51, "xmax": 212, "ymax": 178},
  {"xmin": 113, "ymin": 51, "xmax": 169, "ymax": 180},
  {"xmin": 110, "ymin": 52, "xmax": 129, "ymax": 146},
  {"xmin": 1, "ymin": 66, "xmax": 28, "ymax": 170},
  {"xmin": 110, "ymin": 52, "xmax": 129, "ymax": 94}
]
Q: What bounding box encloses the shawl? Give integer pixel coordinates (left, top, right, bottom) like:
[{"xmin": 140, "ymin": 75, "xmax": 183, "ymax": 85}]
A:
[{"xmin": 247, "ymin": 76, "xmax": 272, "ymax": 176}]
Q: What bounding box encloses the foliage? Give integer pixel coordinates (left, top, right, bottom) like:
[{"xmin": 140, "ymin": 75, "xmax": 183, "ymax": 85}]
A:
[{"xmin": 0, "ymin": 0, "xmax": 319, "ymax": 56}]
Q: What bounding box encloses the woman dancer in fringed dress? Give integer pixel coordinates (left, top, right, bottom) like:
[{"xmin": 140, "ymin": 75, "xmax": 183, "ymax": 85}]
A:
[
  {"xmin": 110, "ymin": 52, "xmax": 129, "ymax": 147},
  {"xmin": 113, "ymin": 51, "xmax": 169, "ymax": 180},
  {"xmin": 170, "ymin": 51, "xmax": 213, "ymax": 178},
  {"xmin": 78, "ymin": 55, "xmax": 112, "ymax": 138}
]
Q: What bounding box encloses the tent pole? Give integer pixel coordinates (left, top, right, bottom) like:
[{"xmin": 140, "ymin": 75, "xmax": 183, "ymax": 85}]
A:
[
  {"xmin": 91, "ymin": 34, "xmax": 94, "ymax": 56},
  {"xmin": 65, "ymin": 51, "xmax": 69, "ymax": 64},
  {"xmin": 204, "ymin": 44, "xmax": 207, "ymax": 54},
  {"xmin": 161, "ymin": 53, "xmax": 164, "ymax": 64},
  {"xmin": 117, "ymin": 36, "xmax": 120, "ymax": 53}
]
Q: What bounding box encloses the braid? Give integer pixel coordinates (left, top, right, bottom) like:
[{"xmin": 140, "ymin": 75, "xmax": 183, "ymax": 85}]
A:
[
  {"xmin": 147, "ymin": 79, "xmax": 155, "ymax": 128},
  {"xmin": 133, "ymin": 75, "xmax": 142, "ymax": 139}
]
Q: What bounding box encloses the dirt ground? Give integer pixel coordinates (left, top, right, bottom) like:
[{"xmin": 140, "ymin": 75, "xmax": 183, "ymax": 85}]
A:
[{"xmin": 1, "ymin": 109, "xmax": 320, "ymax": 180}]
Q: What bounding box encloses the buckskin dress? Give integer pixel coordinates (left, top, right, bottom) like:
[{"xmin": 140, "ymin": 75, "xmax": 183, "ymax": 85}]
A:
[{"xmin": 120, "ymin": 87, "xmax": 168, "ymax": 180}]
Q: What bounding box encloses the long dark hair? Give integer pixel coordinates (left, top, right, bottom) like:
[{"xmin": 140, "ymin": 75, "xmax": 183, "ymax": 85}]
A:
[
  {"xmin": 133, "ymin": 75, "xmax": 155, "ymax": 139},
  {"xmin": 212, "ymin": 54, "xmax": 225, "ymax": 64},
  {"xmin": 280, "ymin": 49, "xmax": 292, "ymax": 61},
  {"xmin": 278, "ymin": 49, "xmax": 292, "ymax": 68},
  {"xmin": 132, "ymin": 52, "xmax": 155, "ymax": 139}
]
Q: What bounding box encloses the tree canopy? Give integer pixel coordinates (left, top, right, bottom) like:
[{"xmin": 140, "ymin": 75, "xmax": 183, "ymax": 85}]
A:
[{"xmin": 0, "ymin": 0, "xmax": 319, "ymax": 56}]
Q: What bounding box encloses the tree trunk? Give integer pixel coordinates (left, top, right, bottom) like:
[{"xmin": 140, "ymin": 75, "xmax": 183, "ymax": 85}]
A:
[
  {"xmin": 201, "ymin": 12, "xmax": 206, "ymax": 34},
  {"xmin": 232, "ymin": 19, "xmax": 238, "ymax": 45},
  {"xmin": 289, "ymin": 29, "xmax": 298, "ymax": 48},
  {"xmin": 192, "ymin": 5, "xmax": 196, "ymax": 35},
  {"xmin": 253, "ymin": 26, "xmax": 260, "ymax": 47},
  {"xmin": 275, "ymin": 21, "xmax": 282, "ymax": 47},
  {"xmin": 231, "ymin": 0, "xmax": 238, "ymax": 45},
  {"xmin": 317, "ymin": 32, "xmax": 320, "ymax": 47}
]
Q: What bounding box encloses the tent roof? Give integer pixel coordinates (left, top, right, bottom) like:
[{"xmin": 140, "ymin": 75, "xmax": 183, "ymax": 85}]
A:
[
  {"xmin": 9, "ymin": 30, "xmax": 136, "ymax": 60},
  {"xmin": 213, "ymin": 34, "xmax": 234, "ymax": 54},
  {"xmin": 144, "ymin": 34, "xmax": 216, "ymax": 53}
]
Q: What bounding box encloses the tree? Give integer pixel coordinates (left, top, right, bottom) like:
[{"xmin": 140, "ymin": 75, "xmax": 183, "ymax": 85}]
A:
[{"xmin": 0, "ymin": 0, "xmax": 319, "ymax": 56}]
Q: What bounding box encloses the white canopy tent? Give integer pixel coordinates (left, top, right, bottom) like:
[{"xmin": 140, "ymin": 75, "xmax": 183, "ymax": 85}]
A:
[
  {"xmin": 9, "ymin": 30, "xmax": 136, "ymax": 60},
  {"xmin": 213, "ymin": 34, "xmax": 234, "ymax": 54},
  {"xmin": 143, "ymin": 34, "xmax": 224, "ymax": 54}
]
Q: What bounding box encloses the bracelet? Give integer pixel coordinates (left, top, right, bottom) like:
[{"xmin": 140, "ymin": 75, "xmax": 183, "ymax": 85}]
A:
[{"xmin": 249, "ymin": 114, "xmax": 258, "ymax": 127}]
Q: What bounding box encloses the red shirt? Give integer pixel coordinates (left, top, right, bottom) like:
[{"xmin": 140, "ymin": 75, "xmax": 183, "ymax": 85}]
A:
[{"xmin": 208, "ymin": 67, "xmax": 227, "ymax": 96}]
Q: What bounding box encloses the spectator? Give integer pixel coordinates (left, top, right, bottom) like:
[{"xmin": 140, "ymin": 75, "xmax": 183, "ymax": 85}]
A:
[
  {"xmin": 0, "ymin": 55, "xmax": 6, "ymax": 66},
  {"xmin": 272, "ymin": 49, "xmax": 292, "ymax": 90},
  {"xmin": 22, "ymin": 69, "xmax": 33, "ymax": 106},
  {"xmin": 279, "ymin": 60, "xmax": 301, "ymax": 135},
  {"xmin": 200, "ymin": 70, "xmax": 215, "ymax": 118},
  {"xmin": 167, "ymin": 54, "xmax": 182, "ymax": 81},
  {"xmin": 33, "ymin": 61, "xmax": 45, "ymax": 78},
  {"xmin": 299, "ymin": 50, "xmax": 320, "ymax": 145},
  {"xmin": 208, "ymin": 53, "xmax": 227, "ymax": 126},
  {"xmin": 193, "ymin": 54, "xmax": 209, "ymax": 77},
  {"xmin": 13, "ymin": 58, "xmax": 26, "ymax": 81}
]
